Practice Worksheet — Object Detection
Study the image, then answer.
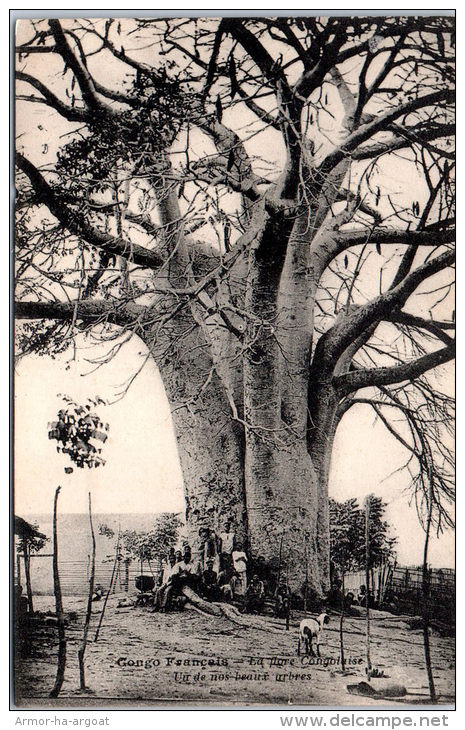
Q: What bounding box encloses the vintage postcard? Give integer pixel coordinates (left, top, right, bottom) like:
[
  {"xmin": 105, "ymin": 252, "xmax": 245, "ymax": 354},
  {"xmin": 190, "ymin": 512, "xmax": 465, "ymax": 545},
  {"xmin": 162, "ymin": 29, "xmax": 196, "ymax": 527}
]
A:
[{"xmin": 13, "ymin": 13, "xmax": 455, "ymax": 709}]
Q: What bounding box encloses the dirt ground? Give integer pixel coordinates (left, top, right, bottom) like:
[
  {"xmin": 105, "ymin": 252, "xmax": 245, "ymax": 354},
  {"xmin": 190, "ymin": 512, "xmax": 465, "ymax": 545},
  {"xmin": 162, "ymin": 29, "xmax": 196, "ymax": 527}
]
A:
[{"xmin": 14, "ymin": 595, "xmax": 455, "ymax": 709}]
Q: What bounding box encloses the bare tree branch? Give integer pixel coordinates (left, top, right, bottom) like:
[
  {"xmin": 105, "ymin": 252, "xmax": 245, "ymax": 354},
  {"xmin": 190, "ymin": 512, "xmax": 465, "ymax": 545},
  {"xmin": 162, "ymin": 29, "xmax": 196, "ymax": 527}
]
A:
[
  {"xmin": 313, "ymin": 248, "xmax": 454, "ymax": 369},
  {"xmin": 48, "ymin": 19, "xmax": 115, "ymax": 117},
  {"xmin": 334, "ymin": 341, "xmax": 455, "ymax": 395},
  {"xmin": 351, "ymin": 123, "xmax": 455, "ymax": 161},
  {"xmin": 16, "ymin": 71, "xmax": 88, "ymax": 122},
  {"xmin": 388, "ymin": 311, "xmax": 455, "ymax": 346},
  {"xmin": 15, "ymin": 298, "xmax": 145, "ymax": 327},
  {"xmin": 322, "ymin": 88, "xmax": 454, "ymax": 172},
  {"xmin": 16, "ymin": 153, "xmax": 165, "ymax": 271}
]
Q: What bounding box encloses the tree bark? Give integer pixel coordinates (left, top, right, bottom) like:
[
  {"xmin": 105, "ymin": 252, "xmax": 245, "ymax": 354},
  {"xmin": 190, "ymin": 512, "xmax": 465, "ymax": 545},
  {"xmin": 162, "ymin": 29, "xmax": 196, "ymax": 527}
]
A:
[
  {"xmin": 308, "ymin": 388, "xmax": 341, "ymax": 593},
  {"xmin": 146, "ymin": 176, "xmax": 249, "ymax": 558},
  {"xmin": 149, "ymin": 323, "xmax": 248, "ymax": 557},
  {"xmin": 241, "ymin": 212, "xmax": 326, "ymax": 593}
]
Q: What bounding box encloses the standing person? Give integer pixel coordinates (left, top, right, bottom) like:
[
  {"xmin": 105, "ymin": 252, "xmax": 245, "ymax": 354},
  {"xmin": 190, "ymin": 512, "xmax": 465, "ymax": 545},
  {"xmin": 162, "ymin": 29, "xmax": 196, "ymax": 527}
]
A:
[
  {"xmin": 275, "ymin": 580, "xmax": 291, "ymax": 618},
  {"xmin": 219, "ymin": 520, "xmax": 235, "ymax": 572},
  {"xmin": 159, "ymin": 548, "xmax": 175, "ymax": 584},
  {"xmin": 254, "ymin": 555, "xmax": 273, "ymax": 594},
  {"xmin": 199, "ymin": 527, "xmax": 219, "ymax": 571},
  {"xmin": 162, "ymin": 551, "xmax": 177, "ymax": 584},
  {"xmin": 205, "ymin": 529, "xmax": 219, "ymax": 567},
  {"xmin": 232, "ymin": 541, "xmax": 248, "ymax": 595}
]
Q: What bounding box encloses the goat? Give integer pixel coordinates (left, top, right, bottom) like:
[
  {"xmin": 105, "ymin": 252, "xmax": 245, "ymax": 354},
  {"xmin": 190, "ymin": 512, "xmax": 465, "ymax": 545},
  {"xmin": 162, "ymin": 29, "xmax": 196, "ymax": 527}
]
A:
[{"xmin": 297, "ymin": 613, "xmax": 330, "ymax": 657}]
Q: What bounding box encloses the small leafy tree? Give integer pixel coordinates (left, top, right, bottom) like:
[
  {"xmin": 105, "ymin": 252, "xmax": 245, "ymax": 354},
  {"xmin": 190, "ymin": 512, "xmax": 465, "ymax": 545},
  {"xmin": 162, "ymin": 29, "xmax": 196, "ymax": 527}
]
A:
[
  {"xmin": 329, "ymin": 496, "xmax": 396, "ymax": 670},
  {"xmin": 98, "ymin": 523, "xmax": 115, "ymax": 540},
  {"xmin": 365, "ymin": 496, "xmax": 398, "ymax": 573},
  {"xmin": 48, "ymin": 395, "xmax": 109, "ymax": 694},
  {"xmin": 121, "ymin": 513, "xmax": 183, "ymax": 576},
  {"xmin": 330, "ymin": 497, "xmax": 396, "ymax": 582},
  {"xmin": 329, "ymin": 498, "xmax": 364, "ymax": 670},
  {"xmin": 49, "ymin": 394, "xmax": 108, "ymax": 469}
]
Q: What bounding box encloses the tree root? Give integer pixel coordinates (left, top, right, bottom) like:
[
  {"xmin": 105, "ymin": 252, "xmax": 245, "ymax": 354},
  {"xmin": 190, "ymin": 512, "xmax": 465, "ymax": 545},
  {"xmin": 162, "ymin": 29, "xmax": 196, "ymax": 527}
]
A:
[
  {"xmin": 181, "ymin": 586, "xmax": 288, "ymax": 633},
  {"xmin": 181, "ymin": 586, "xmax": 222, "ymax": 616}
]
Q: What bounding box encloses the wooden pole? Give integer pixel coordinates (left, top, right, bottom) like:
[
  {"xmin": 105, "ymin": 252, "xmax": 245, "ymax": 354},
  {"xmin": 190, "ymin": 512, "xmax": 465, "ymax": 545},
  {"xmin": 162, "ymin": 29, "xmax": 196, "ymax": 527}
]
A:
[
  {"xmin": 114, "ymin": 533, "xmax": 122, "ymax": 592},
  {"xmin": 116, "ymin": 521, "xmax": 122, "ymax": 591},
  {"xmin": 339, "ymin": 572, "xmax": 346, "ymax": 671},
  {"xmin": 78, "ymin": 492, "xmax": 96, "ymax": 690},
  {"xmin": 275, "ymin": 532, "xmax": 284, "ymax": 596},
  {"xmin": 16, "ymin": 551, "xmax": 22, "ymax": 588},
  {"xmin": 113, "ymin": 550, "xmax": 121, "ymax": 593},
  {"xmin": 124, "ymin": 558, "xmax": 130, "ymax": 592},
  {"xmin": 23, "ymin": 546, "xmax": 34, "ymax": 613},
  {"xmin": 284, "ymin": 565, "xmax": 290, "ymax": 631},
  {"xmin": 365, "ymin": 496, "xmax": 372, "ymax": 676},
  {"xmin": 94, "ymin": 530, "xmax": 120, "ymax": 642},
  {"xmin": 304, "ymin": 533, "xmax": 308, "ymax": 612},
  {"xmin": 378, "ymin": 560, "xmax": 385, "ymax": 605},
  {"xmin": 422, "ymin": 477, "xmax": 437, "ymax": 703},
  {"xmin": 49, "ymin": 486, "xmax": 66, "ymax": 698}
]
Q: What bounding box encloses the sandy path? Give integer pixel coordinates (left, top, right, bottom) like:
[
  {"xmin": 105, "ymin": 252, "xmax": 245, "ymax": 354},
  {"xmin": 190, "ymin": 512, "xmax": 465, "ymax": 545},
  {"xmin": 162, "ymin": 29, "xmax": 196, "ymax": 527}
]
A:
[{"xmin": 14, "ymin": 595, "xmax": 455, "ymax": 708}]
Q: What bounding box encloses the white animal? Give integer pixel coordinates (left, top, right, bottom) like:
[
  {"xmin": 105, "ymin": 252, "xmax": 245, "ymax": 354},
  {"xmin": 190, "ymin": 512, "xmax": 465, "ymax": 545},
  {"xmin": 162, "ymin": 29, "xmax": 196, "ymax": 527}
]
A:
[{"xmin": 297, "ymin": 613, "xmax": 330, "ymax": 657}]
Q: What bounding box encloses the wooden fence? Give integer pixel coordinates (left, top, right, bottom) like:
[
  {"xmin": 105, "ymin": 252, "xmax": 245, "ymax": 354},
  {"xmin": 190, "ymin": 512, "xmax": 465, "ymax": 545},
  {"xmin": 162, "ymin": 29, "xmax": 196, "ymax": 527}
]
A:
[
  {"xmin": 17, "ymin": 554, "xmax": 163, "ymax": 596},
  {"xmin": 345, "ymin": 565, "xmax": 454, "ymax": 624}
]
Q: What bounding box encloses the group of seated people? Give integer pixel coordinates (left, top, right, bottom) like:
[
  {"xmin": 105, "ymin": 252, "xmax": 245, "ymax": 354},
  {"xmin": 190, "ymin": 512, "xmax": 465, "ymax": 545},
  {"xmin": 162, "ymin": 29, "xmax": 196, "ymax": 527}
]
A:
[
  {"xmin": 326, "ymin": 580, "xmax": 377, "ymax": 611},
  {"xmin": 148, "ymin": 521, "xmax": 291, "ymax": 616}
]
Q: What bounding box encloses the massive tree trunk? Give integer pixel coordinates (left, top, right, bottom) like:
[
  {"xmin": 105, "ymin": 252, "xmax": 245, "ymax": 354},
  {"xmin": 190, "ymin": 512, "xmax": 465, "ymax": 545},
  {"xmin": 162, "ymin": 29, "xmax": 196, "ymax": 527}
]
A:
[
  {"xmin": 307, "ymin": 394, "xmax": 340, "ymax": 593},
  {"xmin": 159, "ymin": 345, "xmax": 248, "ymax": 551},
  {"xmin": 240, "ymin": 208, "xmax": 326, "ymax": 594},
  {"xmin": 142, "ymin": 302, "xmax": 248, "ymax": 560},
  {"xmin": 277, "ymin": 211, "xmax": 329, "ymax": 593}
]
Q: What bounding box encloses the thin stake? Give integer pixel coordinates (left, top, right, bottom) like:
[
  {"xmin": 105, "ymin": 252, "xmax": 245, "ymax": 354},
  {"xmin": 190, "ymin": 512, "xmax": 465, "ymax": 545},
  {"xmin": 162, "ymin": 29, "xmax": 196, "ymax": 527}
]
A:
[
  {"xmin": 78, "ymin": 492, "xmax": 96, "ymax": 690},
  {"xmin": 49, "ymin": 486, "xmax": 66, "ymax": 698},
  {"xmin": 94, "ymin": 529, "xmax": 121, "ymax": 642},
  {"xmin": 275, "ymin": 531, "xmax": 284, "ymax": 596},
  {"xmin": 422, "ymin": 476, "xmax": 437, "ymax": 703},
  {"xmin": 365, "ymin": 496, "xmax": 372, "ymax": 676},
  {"xmin": 304, "ymin": 533, "xmax": 308, "ymax": 612}
]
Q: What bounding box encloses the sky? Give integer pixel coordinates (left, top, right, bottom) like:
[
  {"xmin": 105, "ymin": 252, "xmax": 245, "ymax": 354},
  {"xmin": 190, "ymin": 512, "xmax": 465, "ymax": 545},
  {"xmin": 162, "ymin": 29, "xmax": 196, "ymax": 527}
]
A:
[{"xmin": 14, "ymin": 336, "xmax": 454, "ymax": 569}]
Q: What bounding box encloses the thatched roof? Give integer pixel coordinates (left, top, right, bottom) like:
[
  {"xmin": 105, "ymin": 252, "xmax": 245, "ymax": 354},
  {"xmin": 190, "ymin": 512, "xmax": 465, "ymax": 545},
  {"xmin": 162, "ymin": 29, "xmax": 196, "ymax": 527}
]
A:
[{"xmin": 14, "ymin": 516, "xmax": 46, "ymax": 540}]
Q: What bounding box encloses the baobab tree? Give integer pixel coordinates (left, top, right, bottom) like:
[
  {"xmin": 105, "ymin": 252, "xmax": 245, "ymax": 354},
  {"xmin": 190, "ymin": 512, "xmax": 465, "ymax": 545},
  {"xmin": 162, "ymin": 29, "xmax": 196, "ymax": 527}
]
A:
[{"xmin": 14, "ymin": 16, "xmax": 455, "ymax": 593}]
